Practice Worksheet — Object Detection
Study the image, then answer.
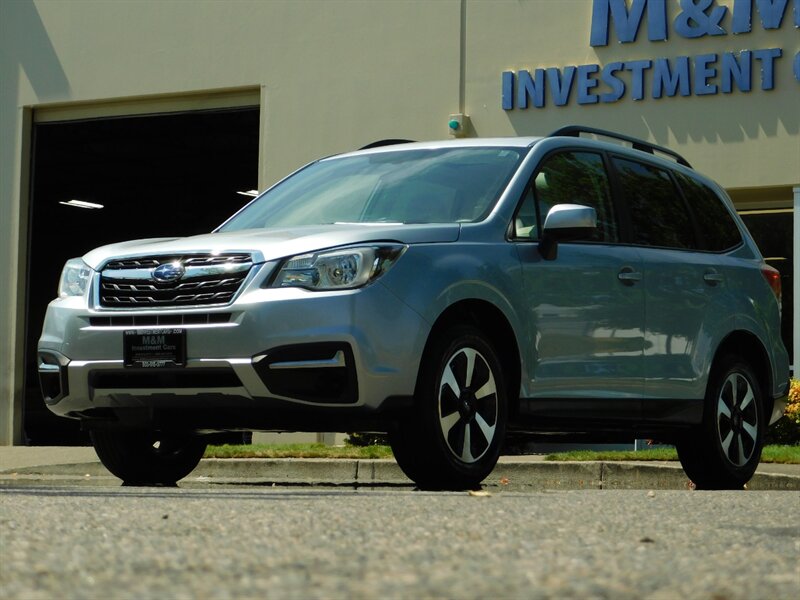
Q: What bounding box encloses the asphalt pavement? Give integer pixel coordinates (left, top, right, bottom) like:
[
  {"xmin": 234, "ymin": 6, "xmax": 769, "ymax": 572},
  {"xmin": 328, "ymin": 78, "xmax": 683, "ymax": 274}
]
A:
[
  {"xmin": 1, "ymin": 486, "xmax": 798, "ymax": 599},
  {"xmin": 1, "ymin": 446, "xmax": 798, "ymax": 490},
  {"xmin": 2, "ymin": 448, "xmax": 798, "ymax": 598}
]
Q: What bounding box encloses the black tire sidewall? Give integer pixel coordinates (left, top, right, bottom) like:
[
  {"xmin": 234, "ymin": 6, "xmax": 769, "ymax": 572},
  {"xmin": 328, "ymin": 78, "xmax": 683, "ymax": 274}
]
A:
[{"xmin": 91, "ymin": 429, "xmax": 207, "ymax": 485}]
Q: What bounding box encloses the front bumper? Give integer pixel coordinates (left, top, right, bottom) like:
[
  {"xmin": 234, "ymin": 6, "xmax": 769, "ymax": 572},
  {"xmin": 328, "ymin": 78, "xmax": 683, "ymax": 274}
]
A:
[{"xmin": 38, "ymin": 281, "xmax": 429, "ymax": 426}]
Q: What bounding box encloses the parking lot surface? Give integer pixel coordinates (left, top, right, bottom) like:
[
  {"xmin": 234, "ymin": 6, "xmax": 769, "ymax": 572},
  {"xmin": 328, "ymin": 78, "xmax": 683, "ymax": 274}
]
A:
[{"xmin": 1, "ymin": 484, "xmax": 797, "ymax": 599}]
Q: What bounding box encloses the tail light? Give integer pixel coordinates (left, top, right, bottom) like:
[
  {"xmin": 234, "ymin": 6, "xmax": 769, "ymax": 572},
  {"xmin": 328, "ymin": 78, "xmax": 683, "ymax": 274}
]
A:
[{"xmin": 761, "ymin": 264, "xmax": 782, "ymax": 312}]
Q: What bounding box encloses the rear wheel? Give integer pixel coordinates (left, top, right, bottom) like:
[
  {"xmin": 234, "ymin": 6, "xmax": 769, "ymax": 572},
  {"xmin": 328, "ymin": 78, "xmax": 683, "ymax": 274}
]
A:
[
  {"xmin": 391, "ymin": 326, "xmax": 507, "ymax": 490},
  {"xmin": 91, "ymin": 429, "xmax": 207, "ymax": 486},
  {"xmin": 677, "ymin": 355, "xmax": 764, "ymax": 490}
]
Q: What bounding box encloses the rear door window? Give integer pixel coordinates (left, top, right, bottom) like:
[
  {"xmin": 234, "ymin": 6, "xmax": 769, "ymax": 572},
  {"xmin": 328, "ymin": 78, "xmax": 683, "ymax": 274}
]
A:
[{"xmin": 611, "ymin": 157, "xmax": 696, "ymax": 250}]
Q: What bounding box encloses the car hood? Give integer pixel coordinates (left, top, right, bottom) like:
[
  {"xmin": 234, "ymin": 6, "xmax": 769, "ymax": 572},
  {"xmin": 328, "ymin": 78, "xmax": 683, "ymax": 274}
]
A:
[{"xmin": 81, "ymin": 223, "xmax": 460, "ymax": 269}]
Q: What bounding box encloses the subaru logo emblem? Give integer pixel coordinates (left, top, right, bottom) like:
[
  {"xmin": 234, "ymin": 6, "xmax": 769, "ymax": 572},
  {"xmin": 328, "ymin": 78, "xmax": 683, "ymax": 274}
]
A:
[{"xmin": 152, "ymin": 261, "xmax": 185, "ymax": 283}]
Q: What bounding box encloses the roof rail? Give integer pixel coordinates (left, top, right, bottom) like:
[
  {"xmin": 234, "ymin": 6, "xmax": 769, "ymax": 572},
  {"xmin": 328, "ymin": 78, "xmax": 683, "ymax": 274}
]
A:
[
  {"xmin": 549, "ymin": 125, "xmax": 692, "ymax": 169},
  {"xmin": 359, "ymin": 139, "xmax": 415, "ymax": 150}
]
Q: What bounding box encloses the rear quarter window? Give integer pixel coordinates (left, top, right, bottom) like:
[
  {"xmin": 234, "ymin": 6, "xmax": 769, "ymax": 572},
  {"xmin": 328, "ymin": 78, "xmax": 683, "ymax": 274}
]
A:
[{"xmin": 676, "ymin": 173, "xmax": 742, "ymax": 252}]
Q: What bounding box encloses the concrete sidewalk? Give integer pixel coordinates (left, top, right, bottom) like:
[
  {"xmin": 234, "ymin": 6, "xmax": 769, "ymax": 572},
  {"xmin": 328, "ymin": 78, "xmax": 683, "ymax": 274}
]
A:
[{"xmin": 1, "ymin": 446, "xmax": 798, "ymax": 490}]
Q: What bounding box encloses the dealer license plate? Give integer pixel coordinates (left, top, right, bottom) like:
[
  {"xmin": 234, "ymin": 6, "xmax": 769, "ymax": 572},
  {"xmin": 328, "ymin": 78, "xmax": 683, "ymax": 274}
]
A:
[{"xmin": 123, "ymin": 329, "xmax": 186, "ymax": 368}]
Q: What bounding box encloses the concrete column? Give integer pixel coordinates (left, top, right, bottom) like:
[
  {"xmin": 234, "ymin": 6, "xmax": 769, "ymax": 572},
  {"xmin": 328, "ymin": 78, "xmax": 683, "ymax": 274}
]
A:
[
  {"xmin": 0, "ymin": 107, "xmax": 32, "ymax": 446},
  {"xmin": 794, "ymin": 186, "xmax": 800, "ymax": 375}
]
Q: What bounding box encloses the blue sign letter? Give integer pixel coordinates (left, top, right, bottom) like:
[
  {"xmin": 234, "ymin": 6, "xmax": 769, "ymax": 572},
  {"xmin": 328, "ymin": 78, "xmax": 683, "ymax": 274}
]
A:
[
  {"xmin": 795, "ymin": 51, "xmax": 800, "ymax": 82},
  {"xmin": 732, "ymin": 0, "xmax": 790, "ymax": 33},
  {"xmin": 577, "ymin": 65, "xmax": 601, "ymax": 104},
  {"xmin": 547, "ymin": 67, "xmax": 577, "ymax": 106},
  {"xmin": 694, "ymin": 53, "xmax": 719, "ymax": 95},
  {"xmin": 753, "ymin": 47, "xmax": 782, "ymax": 89},
  {"xmin": 502, "ymin": 71, "xmax": 514, "ymax": 110},
  {"xmin": 601, "ymin": 62, "xmax": 627, "ymax": 102},
  {"xmin": 624, "ymin": 60, "xmax": 652, "ymax": 100},
  {"xmin": 675, "ymin": 0, "xmax": 727, "ymax": 38},
  {"xmin": 590, "ymin": 0, "xmax": 668, "ymax": 46},
  {"xmin": 518, "ymin": 70, "xmax": 546, "ymax": 109},
  {"xmin": 721, "ymin": 51, "xmax": 752, "ymax": 93},
  {"xmin": 652, "ymin": 57, "xmax": 691, "ymax": 97}
]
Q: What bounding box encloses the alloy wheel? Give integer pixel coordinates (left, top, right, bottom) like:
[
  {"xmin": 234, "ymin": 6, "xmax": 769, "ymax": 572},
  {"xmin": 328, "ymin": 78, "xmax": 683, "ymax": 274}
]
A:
[
  {"xmin": 438, "ymin": 347, "xmax": 498, "ymax": 463},
  {"xmin": 716, "ymin": 372, "xmax": 759, "ymax": 467}
]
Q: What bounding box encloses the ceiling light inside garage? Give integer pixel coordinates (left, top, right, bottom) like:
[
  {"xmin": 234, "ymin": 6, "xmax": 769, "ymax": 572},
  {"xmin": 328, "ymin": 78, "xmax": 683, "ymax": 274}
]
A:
[
  {"xmin": 236, "ymin": 190, "xmax": 259, "ymax": 197},
  {"xmin": 59, "ymin": 199, "xmax": 104, "ymax": 209}
]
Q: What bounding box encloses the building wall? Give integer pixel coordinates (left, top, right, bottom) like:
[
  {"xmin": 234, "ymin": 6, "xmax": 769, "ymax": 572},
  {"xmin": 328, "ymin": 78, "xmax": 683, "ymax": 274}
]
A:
[
  {"xmin": 1, "ymin": 0, "xmax": 798, "ymax": 443},
  {"xmin": 466, "ymin": 0, "xmax": 799, "ymax": 191},
  {"xmin": 0, "ymin": 0, "xmax": 464, "ymax": 444}
]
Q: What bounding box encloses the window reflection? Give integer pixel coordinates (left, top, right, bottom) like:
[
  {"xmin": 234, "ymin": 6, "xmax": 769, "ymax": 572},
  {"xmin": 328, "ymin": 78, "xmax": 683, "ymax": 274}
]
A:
[
  {"xmin": 613, "ymin": 157, "xmax": 695, "ymax": 250},
  {"xmin": 515, "ymin": 151, "xmax": 617, "ymax": 242}
]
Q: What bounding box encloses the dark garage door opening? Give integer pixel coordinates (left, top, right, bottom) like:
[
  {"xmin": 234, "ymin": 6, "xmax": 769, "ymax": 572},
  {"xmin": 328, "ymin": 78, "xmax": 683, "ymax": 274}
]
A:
[{"xmin": 25, "ymin": 107, "xmax": 260, "ymax": 444}]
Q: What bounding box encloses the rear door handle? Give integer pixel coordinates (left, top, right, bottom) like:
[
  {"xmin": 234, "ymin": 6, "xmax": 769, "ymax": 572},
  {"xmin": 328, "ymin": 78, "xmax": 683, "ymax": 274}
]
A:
[
  {"xmin": 618, "ymin": 266, "xmax": 642, "ymax": 285},
  {"xmin": 703, "ymin": 270, "xmax": 723, "ymax": 286}
]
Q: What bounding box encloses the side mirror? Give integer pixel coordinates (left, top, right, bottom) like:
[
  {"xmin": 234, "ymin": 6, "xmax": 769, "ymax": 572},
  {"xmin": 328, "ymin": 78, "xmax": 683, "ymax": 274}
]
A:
[{"xmin": 539, "ymin": 204, "xmax": 597, "ymax": 260}]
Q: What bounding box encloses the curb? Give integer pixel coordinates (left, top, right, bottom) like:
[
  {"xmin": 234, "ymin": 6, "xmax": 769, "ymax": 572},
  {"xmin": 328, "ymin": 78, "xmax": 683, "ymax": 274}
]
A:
[{"xmin": 3, "ymin": 458, "xmax": 798, "ymax": 491}]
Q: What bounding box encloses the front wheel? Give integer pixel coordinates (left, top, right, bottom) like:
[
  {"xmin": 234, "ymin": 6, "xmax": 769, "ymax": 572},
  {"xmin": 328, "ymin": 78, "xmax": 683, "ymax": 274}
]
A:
[
  {"xmin": 391, "ymin": 326, "xmax": 507, "ymax": 490},
  {"xmin": 677, "ymin": 356, "xmax": 764, "ymax": 490},
  {"xmin": 91, "ymin": 429, "xmax": 207, "ymax": 486}
]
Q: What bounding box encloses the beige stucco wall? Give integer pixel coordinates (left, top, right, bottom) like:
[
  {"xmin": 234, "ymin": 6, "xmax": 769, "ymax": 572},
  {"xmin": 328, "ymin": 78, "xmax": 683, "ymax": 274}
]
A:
[
  {"xmin": 465, "ymin": 0, "xmax": 799, "ymax": 189},
  {"xmin": 1, "ymin": 0, "xmax": 798, "ymax": 443}
]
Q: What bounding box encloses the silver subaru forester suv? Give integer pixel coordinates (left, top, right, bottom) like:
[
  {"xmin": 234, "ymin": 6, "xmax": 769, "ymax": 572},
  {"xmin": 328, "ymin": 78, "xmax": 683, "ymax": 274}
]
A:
[{"xmin": 38, "ymin": 126, "xmax": 789, "ymax": 490}]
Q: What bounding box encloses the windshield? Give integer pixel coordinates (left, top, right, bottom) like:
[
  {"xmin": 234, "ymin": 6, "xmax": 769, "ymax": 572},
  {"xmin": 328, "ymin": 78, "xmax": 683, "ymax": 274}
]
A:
[{"xmin": 218, "ymin": 147, "xmax": 525, "ymax": 231}]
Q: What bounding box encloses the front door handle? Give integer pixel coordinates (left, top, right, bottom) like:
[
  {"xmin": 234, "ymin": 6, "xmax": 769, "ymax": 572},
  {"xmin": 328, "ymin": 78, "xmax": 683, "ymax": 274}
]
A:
[{"xmin": 618, "ymin": 266, "xmax": 642, "ymax": 285}]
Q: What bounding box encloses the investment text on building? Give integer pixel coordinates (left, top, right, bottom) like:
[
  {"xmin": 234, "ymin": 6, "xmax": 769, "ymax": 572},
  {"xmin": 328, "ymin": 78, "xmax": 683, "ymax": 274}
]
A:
[{"xmin": 502, "ymin": 0, "xmax": 800, "ymax": 109}]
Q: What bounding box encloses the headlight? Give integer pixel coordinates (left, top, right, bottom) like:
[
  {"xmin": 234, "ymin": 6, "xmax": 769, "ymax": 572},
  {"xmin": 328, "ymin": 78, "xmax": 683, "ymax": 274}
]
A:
[
  {"xmin": 271, "ymin": 245, "xmax": 406, "ymax": 290},
  {"xmin": 58, "ymin": 258, "xmax": 94, "ymax": 298}
]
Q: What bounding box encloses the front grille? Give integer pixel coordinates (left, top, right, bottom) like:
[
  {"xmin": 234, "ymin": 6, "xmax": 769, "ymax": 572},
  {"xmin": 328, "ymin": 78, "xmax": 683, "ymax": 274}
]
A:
[
  {"xmin": 100, "ymin": 253, "xmax": 252, "ymax": 308},
  {"xmin": 89, "ymin": 313, "xmax": 232, "ymax": 327}
]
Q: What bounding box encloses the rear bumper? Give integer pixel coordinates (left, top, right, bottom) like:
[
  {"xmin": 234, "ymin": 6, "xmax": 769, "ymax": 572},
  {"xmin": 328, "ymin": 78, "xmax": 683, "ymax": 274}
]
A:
[{"xmin": 769, "ymin": 388, "xmax": 789, "ymax": 426}]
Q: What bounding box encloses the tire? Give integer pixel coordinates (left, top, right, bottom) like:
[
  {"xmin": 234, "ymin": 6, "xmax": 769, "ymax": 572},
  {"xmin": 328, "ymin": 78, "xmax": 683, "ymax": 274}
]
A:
[
  {"xmin": 677, "ymin": 355, "xmax": 764, "ymax": 490},
  {"xmin": 91, "ymin": 429, "xmax": 207, "ymax": 486},
  {"xmin": 391, "ymin": 325, "xmax": 507, "ymax": 490}
]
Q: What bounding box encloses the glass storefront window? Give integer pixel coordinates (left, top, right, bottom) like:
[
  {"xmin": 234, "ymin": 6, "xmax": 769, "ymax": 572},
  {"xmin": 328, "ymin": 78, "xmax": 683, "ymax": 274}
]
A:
[{"xmin": 739, "ymin": 209, "xmax": 793, "ymax": 360}]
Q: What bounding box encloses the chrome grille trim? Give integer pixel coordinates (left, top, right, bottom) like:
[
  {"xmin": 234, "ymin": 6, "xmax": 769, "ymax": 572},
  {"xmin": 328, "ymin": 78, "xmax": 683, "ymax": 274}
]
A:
[
  {"xmin": 100, "ymin": 254, "xmax": 253, "ymax": 308},
  {"xmin": 104, "ymin": 263, "xmax": 251, "ymax": 281},
  {"xmin": 102, "ymin": 277, "xmax": 245, "ymax": 291},
  {"xmin": 104, "ymin": 254, "xmax": 251, "ymax": 270}
]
